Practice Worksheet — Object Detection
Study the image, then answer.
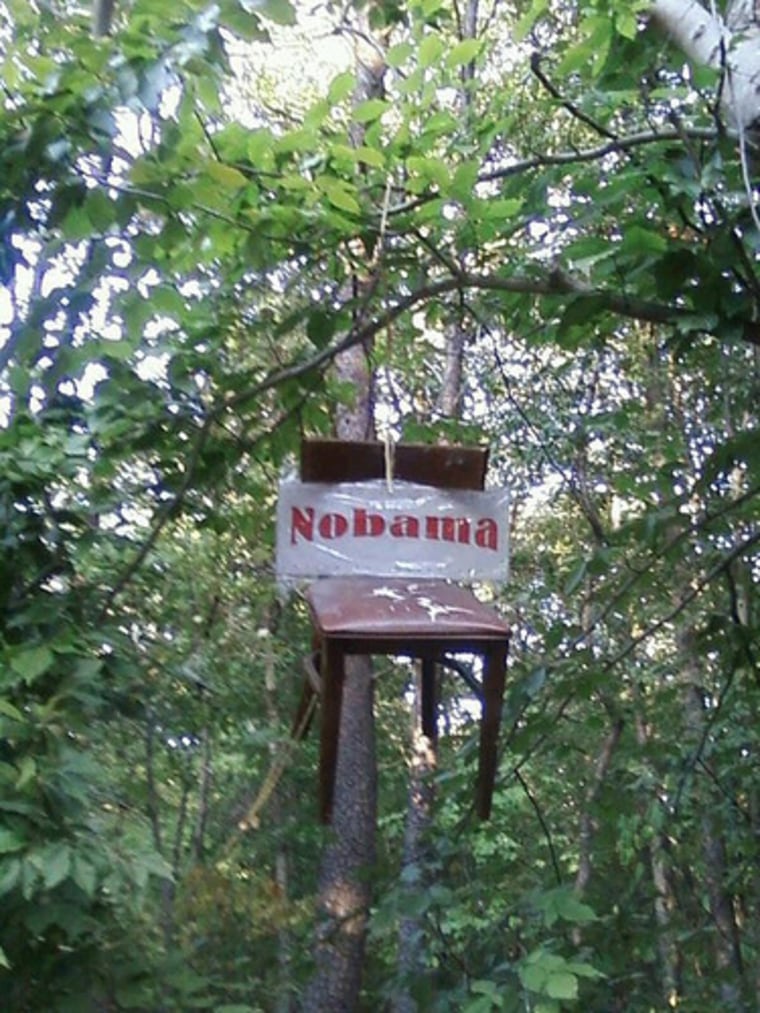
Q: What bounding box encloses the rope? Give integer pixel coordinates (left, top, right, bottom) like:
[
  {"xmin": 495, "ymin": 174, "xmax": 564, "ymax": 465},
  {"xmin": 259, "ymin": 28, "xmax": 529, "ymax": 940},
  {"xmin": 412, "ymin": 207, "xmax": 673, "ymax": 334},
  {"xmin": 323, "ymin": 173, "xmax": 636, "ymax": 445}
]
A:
[{"xmin": 384, "ymin": 429, "xmax": 395, "ymax": 492}]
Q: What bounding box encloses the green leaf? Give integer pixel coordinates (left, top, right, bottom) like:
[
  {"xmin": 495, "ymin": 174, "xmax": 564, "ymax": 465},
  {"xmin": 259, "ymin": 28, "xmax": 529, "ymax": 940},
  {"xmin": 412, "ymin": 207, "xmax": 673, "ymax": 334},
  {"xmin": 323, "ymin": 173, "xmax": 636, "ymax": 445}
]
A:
[
  {"xmin": 616, "ymin": 10, "xmax": 638, "ymax": 38},
  {"xmin": 558, "ymin": 295, "xmax": 610, "ymax": 341},
  {"xmin": 354, "ymin": 145, "xmax": 385, "ymax": 168},
  {"xmin": 519, "ymin": 962, "xmax": 548, "ymax": 992},
  {"xmin": 620, "ymin": 225, "xmax": 667, "ymax": 255},
  {"xmin": 0, "ymin": 700, "xmax": 24, "ymax": 722},
  {"xmin": 487, "ymin": 198, "xmax": 523, "ymax": 219},
  {"xmin": 206, "ymin": 162, "xmax": 248, "ymax": 190},
  {"xmin": 43, "ymin": 844, "xmax": 71, "ymax": 890},
  {"xmin": 514, "ymin": 0, "xmax": 548, "ymax": 41},
  {"xmin": 152, "ymin": 286, "xmax": 185, "ymax": 317},
  {"xmin": 406, "ymin": 155, "xmax": 449, "ymax": 191},
  {"xmin": 307, "ymin": 310, "xmax": 336, "ymax": 348},
  {"xmin": 566, "ymin": 960, "xmax": 606, "ymax": 980},
  {"xmin": 555, "ymin": 891, "xmax": 597, "ymax": 924},
  {"xmin": 446, "ymin": 38, "xmax": 482, "ymax": 68},
  {"xmin": 247, "ymin": 127, "xmax": 275, "ymax": 166},
  {"xmin": 274, "ymin": 127, "xmax": 317, "ymax": 154},
  {"xmin": 304, "ymin": 99, "xmax": 330, "ymax": 129},
  {"xmin": 0, "ymin": 944, "xmax": 10, "ymax": 970},
  {"xmin": 328, "ymin": 71, "xmax": 355, "ymax": 104},
  {"xmin": 74, "ymin": 657, "xmax": 103, "ymax": 681},
  {"xmin": 524, "ymin": 666, "xmax": 547, "ymax": 697},
  {"xmin": 450, "ymin": 160, "xmax": 479, "ymax": 200},
  {"xmin": 387, "ymin": 41, "xmax": 412, "ymax": 67},
  {"xmin": 545, "ymin": 972, "xmax": 578, "ymax": 1001},
  {"xmin": 464, "ymin": 998, "xmax": 497, "ymax": 1013},
  {"xmin": 352, "ymin": 98, "xmax": 390, "ymax": 123},
  {"xmin": 0, "ymin": 829, "xmax": 25, "ymax": 854},
  {"xmin": 15, "ymin": 757, "xmax": 36, "ymax": 790},
  {"xmin": 319, "ymin": 179, "xmax": 361, "ymax": 215},
  {"xmin": 224, "ymin": 6, "xmax": 268, "ymax": 41},
  {"xmin": 557, "ymin": 15, "xmax": 611, "ymax": 76},
  {"xmin": 419, "ymin": 33, "xmax": 444, "ymax": 68},
  {"xmin": 10, "ymin": 647, "xmax": 54, "ymax": 684},
  {"xmin": 72, "ymin": 855, "xmax": 97, "ymax": 898},
  {"xmin": 85, "ymin": 189, "xmax": 116, "ymax": 232},
  {"xmin": 258, "ymin": 0, "xmax": 295, "ymax": 25},
  {"xmin": 0, "ymin": 859, "xmax": 21, "ymax": 897},
  {"xmin": 470, "ymin": 979, "xmax": 501, "ymax": 999},
  {"xmin": 564, "ymin": 560, "xmax": 587, "ymax": 595}
]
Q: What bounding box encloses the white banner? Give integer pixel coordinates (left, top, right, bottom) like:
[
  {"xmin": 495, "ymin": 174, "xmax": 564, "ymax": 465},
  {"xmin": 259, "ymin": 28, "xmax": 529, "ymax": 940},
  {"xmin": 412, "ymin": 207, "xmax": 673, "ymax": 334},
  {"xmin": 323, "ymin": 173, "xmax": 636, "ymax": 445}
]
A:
[{"xmin": 276, "ymin": 480, "xmax": 509, "ymax": 581}]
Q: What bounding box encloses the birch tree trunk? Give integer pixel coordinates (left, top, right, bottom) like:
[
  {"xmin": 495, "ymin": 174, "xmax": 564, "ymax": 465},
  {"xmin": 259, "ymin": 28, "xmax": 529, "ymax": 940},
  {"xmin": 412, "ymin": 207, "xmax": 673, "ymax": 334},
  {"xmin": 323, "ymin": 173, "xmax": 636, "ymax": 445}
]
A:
[{"xmin": 649, "ymin": 0, "xmax": 760, "ymax": 135}]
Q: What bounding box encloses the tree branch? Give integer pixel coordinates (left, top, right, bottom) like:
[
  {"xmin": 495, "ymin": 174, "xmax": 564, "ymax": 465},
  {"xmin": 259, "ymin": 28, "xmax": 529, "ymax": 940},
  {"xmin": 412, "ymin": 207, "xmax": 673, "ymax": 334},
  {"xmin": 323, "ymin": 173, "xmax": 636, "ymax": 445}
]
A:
[
  {"xmin": 514, "ymin": 769, "xmax": 563, "ymax": 884},
  {"xmin": 602, "ymin": 528, "xmax": 760, "ymax": 672},
  {"xmin": 530, "ymin": 52, "xmax": 617, "ymax": 141}
]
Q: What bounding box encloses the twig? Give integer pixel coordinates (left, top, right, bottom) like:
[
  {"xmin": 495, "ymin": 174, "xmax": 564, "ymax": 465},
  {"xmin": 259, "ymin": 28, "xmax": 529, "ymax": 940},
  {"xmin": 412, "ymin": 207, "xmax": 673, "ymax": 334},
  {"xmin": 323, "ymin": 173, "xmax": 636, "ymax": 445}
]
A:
[
  {"xmin": 514, "ymin": 769, "xmax": 563, "ymax": 884},
  {"xmin": 388, "ymin": 127, "xmax": 720, "ymax": 218},
  {"xmin": 672, "ymin": 664, "xmax": 739, "ymax": 816},
  {"xmin": 601, "ymin": 528, "xmax": 760, "ymax": 672},
  {"xmin": 530, "ymin": 53, "xmax": 617, "ymax": 141}
]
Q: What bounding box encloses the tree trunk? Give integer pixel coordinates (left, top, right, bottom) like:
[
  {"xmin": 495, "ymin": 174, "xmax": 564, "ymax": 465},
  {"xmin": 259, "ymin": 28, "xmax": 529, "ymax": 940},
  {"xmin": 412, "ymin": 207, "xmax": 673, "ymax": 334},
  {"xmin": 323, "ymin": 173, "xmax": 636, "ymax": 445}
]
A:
[
  {"xmin": 391, "ymin": 665, "xmax": 437, "ymax": 1013},
  {"xmin": 634, "ymin": 709, "xmax": 683, "ymax": 1005},
  {"xmin": 649, "ymin": 0, "xmax": 760, "ymax": 134},
  {"xmin": 191, "ymin": 726, "xmax": 212, "ymax": 861},
  {"xmin": 649, "ymin": 346, "xmax": 745, "ymax": 1006},
  {"xmin": 680, "ymin": 643, "xmax": 745, "ymax": 1006},
  {"xmin": 302, "ymin": 656, "xmax": 377, "ymax": 1012},
  {"xmin": 573, "ymin": 717, "xmax": 623, "ymax": 897},
  {"xmin": 263, "ymin": 604, "xmax": 295, "ymax": 1013},
  {"xmin": 438, "ymin": 326, "xmax": 466, "ymax": 420}
]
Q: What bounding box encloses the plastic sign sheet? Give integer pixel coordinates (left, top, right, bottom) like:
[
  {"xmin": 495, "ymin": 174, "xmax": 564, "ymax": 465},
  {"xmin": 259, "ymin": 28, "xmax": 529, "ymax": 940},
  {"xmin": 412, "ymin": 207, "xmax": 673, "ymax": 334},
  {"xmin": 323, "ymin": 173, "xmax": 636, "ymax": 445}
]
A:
[{"xmin": 276, "ymin": 480, "xmax": 510, "ymax": 581}]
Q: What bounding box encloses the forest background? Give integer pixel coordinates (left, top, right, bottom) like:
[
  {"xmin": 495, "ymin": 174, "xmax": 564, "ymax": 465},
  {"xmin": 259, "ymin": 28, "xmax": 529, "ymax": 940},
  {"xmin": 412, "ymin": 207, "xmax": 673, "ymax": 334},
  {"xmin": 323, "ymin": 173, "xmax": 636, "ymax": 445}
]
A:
[{"xmin": 0, "ymin": 0, "xmax": 759, "ymax": 1009}]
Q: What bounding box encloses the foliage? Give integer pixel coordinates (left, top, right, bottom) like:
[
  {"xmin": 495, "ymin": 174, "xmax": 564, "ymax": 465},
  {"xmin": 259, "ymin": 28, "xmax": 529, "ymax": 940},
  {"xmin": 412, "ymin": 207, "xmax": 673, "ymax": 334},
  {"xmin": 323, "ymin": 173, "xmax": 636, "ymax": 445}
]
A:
[{"xmin": 0, "ymin": 0, "xmax": 759, "ymax": 1008}]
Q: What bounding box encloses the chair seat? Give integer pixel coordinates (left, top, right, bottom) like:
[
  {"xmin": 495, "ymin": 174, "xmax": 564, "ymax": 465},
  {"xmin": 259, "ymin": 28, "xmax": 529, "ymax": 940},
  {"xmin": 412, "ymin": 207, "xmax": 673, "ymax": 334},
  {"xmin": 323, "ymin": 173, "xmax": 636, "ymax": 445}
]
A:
[{"xmin": 306, "ymin": 577, "xmax": 509, "ymax": 646}]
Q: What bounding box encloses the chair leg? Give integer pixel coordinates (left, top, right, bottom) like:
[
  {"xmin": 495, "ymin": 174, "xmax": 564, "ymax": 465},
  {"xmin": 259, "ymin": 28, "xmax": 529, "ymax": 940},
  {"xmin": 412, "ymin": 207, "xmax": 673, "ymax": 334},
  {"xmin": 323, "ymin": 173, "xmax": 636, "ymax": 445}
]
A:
[
  {"xmin": 319, "ymin": 640, "xmax": 345, "ymax": 823},
  {"xmin": 476, "ymin": 642, "xmax": 508, "ymax": 819},
  {"xmin": 421, "ymin": 656, "xmax": 438, "ymax": 744}
]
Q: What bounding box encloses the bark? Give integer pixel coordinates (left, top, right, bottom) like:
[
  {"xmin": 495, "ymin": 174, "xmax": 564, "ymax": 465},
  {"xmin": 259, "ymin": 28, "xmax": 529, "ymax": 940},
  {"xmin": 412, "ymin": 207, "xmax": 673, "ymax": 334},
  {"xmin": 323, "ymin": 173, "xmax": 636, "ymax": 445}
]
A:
[
  {"xmin": 646, "ymin": 349, "xmax": 745, "ymax": 1005},
  {"xmin": 664, "ymin": 350, "xmax": 745, "ymax": 1004},
  {"xmin": 438, "ymin": 325, "xmax": 466, "ymax": 419},
  {"xmin": 436, "ymin": 0, "xmax": 478, "ymax": 424},
  {"xmin": 574, "ymin": 718, "xmax": 624, "ymax": 897},
  {"xmin": 302, "ymin": 656, "xmax": 377, "ymax": 1012},
  {"xmin": 680, "ymin": 652, "xmax": 745, "ymax": 1006},
  {"xmin": 749, "ymin": 783, "xmax": 760, "ymax": 1007},
  {"xmin": 392, "ymin": 668, "xmax": 438, "ymax": 1013},
  {"xmin": 92, "ymin": 0, "xmax": 116, "ymax": 37},
  {"xmin": 634, "ymin": 710, "xmax": 683, "ymax": 1005},
  {"xmin": 145, "ymin": 714, "xmax": 163, "ymax": 855},
  {"xmin": 191, "ymin": 727, "xmax": 212, "ymax": 861},
  {"xmin": 650, "ymin": 0, "xmax": 760, "ymax": 134},
  {"xmin": 262, "ymin": 604, "xmax": 294, "ymax": 1013},
  {"xmin": 334, "ymin": 342, "xmax": 374, "ymax": 442}
]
